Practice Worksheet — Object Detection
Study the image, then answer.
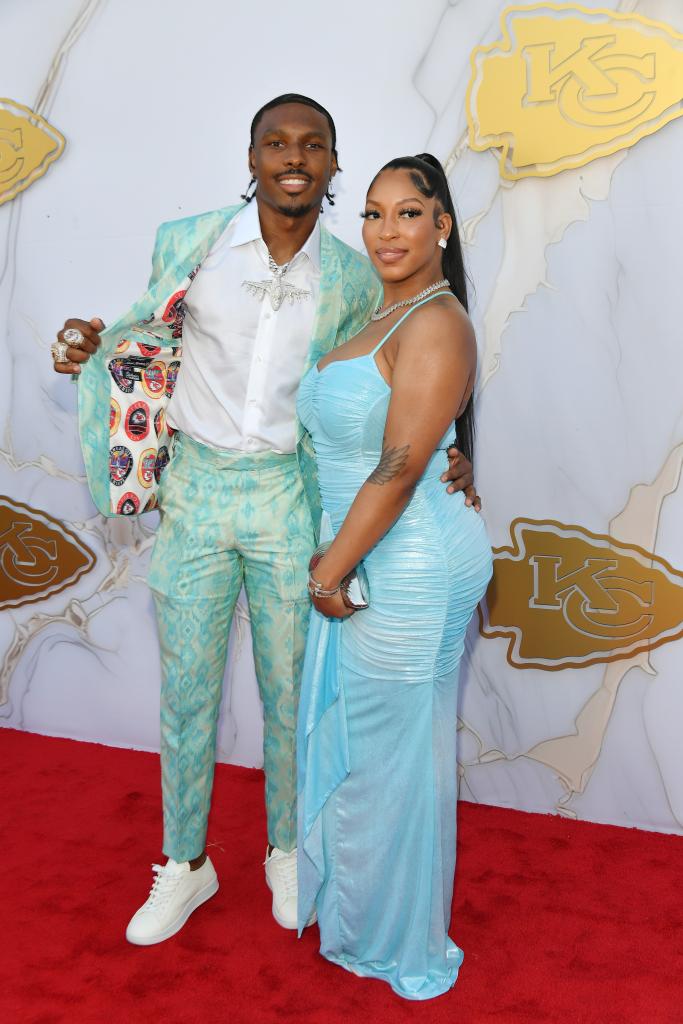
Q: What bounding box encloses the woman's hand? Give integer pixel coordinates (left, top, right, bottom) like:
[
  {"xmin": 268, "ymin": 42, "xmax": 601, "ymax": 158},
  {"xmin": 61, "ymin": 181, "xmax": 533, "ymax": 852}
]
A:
[
  {"xmin": 310, "ymin": 590, "xmax": 355, "ymax": 619},
  {"xmin": 309, "ymin": 555, "xmax": 355, "ymax": 619}
]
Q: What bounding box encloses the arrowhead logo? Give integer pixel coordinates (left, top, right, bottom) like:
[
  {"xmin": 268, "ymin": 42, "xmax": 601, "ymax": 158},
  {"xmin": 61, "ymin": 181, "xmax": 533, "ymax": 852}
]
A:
[
  {"xmin": 0, "ymin": 98, "xmax": 65, "ymax": 205},
  {"xmin": 466, "ymin": 4, "xmax": 683, "ymax": 179},
  {"xmin": 479, "ymin": 519, "xmax": 683, "ymax": 670},
  {"xmin": 0, "ymin": 497, "xmax": 96, "ymax": 609}
]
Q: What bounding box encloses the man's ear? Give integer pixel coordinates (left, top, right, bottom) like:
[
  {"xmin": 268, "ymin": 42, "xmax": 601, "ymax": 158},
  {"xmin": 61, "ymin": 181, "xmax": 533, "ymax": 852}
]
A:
[{"xmin": 248, "ymin": 144, "xmax": 256, "ymax": 177}]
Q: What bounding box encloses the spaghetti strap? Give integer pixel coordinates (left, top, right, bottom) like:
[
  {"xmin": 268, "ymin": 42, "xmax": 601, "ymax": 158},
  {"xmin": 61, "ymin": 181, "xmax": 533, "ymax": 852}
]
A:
[{"xmin": 369, "ymin": 290, "xmax": 455, "ymax": 357}]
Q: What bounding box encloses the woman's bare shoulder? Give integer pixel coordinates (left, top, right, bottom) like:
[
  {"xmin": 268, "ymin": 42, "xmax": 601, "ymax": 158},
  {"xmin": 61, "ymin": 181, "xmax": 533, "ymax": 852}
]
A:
[{"xmin": 398, "ymin": 293, "xmax": 475, "ymax": 360}]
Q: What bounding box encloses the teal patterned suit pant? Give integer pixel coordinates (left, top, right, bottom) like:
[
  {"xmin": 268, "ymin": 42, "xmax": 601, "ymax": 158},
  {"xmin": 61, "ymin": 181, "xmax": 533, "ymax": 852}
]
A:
[{"xmin": 148, "ymin": 433, "xmax": 314, "ymax": 861}]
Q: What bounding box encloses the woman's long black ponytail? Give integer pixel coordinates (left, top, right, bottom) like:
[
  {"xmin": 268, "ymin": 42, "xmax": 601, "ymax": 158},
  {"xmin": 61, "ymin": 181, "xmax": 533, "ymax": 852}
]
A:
[{"xmin": 372, "ymin": 153, "xmax": 475, "ymax": 464}]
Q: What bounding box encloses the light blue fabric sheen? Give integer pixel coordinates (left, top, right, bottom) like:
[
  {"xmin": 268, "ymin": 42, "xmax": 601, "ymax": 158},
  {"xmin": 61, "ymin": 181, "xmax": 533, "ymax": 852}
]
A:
[{"xmin": 296, "ymin": 294, "xmax": 493, "ymax": 1000}]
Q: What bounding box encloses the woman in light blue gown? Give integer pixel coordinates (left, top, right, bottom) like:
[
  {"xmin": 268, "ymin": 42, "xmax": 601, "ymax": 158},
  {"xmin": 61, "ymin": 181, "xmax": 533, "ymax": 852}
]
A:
[{"xmin": 296, "ymin": 154, "xmax": 493, "ymax": 1000}]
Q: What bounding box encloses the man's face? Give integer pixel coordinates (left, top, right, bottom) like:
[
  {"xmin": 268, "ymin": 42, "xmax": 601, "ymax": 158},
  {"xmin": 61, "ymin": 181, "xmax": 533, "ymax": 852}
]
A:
[{"xmin": 249, "ymin": 103, "xmax": 338, "ymax": 219}]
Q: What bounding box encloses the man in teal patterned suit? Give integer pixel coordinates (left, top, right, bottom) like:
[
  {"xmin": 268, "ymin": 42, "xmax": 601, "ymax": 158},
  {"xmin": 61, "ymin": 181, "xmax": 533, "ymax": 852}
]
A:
[{"xmin": 52, "ymin": 95, "xmax": 477, "ymax": 944}]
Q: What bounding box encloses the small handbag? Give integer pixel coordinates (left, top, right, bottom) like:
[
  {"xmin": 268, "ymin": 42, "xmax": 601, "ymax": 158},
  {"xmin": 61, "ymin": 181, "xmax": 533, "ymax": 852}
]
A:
[{"xmin": 308, "ymin": 542, "xmax": 370, "ymax": 611}]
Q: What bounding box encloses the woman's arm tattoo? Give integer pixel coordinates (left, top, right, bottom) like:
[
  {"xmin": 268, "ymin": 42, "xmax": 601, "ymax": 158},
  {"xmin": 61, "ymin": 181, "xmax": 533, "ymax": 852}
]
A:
[{"xmin": 367, "ymin": 442, "xmax": 411, "ymax": 485}]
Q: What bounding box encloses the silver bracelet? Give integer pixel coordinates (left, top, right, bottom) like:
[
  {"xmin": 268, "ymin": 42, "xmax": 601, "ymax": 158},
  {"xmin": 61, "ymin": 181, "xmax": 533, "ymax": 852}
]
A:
[{"xmin": 308, "ymin": 572, "xmax": 340, "ymax": 599}]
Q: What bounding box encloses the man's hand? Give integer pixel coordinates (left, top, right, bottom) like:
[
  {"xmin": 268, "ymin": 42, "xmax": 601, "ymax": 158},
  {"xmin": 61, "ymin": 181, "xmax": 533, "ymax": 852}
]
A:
[
  {"xmin": 52, "ymin": 317, "xmax": 105, "ymax": 375},
  {"xmin": 441, "ymin": 447, "xmax": 482, "ymax": 512}
]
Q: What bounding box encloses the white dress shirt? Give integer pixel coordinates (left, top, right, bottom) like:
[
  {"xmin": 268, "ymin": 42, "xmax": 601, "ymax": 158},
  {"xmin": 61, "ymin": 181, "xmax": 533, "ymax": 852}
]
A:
[{"xmin": 166, "ymin": 200, "xmax": 320, "ymax": 453}]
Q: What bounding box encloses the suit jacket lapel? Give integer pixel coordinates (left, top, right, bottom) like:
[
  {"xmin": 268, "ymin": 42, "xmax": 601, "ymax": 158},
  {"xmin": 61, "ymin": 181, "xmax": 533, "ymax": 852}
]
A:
[
  {"xmin": 302, "ymin": 224, "xmax": 342, "ymax": 377},
  {"xmin": 100, "ymin": 206, "xmax": 240, "ymax": 354},
  {"xmin": 149, "ymin": 206, "xmax": 238, "ymax": 311}
]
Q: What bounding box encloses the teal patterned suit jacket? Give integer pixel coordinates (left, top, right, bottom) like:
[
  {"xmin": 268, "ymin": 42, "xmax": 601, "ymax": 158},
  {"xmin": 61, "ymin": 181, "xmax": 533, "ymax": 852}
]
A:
[{"xmin": 78, "ymin": 204, "xmax": 381, "ymax": 538}]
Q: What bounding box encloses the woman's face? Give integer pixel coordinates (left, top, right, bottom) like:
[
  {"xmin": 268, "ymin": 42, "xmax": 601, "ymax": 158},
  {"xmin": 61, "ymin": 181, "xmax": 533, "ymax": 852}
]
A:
[{"xmin": 361, "ymin": 168, "xmax": 450, "ymax": 284}]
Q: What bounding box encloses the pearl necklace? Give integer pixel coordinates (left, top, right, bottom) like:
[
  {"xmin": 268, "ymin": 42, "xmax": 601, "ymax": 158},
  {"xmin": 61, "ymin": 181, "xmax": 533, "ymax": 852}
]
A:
[{"xmin": 371, "ymin": 279, "xmax": 450, "ymax": 321}]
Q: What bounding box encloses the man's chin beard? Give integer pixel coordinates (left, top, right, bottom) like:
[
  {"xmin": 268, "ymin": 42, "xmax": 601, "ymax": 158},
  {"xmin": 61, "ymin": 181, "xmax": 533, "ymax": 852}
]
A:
[{"xmin": 275, "ymin": 198, "xmax": 318, "ymax": 219}]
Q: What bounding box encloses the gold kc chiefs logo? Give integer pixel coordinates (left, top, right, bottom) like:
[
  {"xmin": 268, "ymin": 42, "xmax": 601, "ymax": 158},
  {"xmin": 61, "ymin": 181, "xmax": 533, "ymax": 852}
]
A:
[
  {"xmin": 479, "ymin": 519, "xmax": 683, "ymax": 670},
  {"xmin": 0, "ymin": 497, "xmax": 95, "ymax": 609},
  {"xmin": 467, "ymin": 4, "xmax": 683, "ymax": 179},
  {"xmin": 0, "ymin": 98, "xmax": 65, "ymax": 205}
]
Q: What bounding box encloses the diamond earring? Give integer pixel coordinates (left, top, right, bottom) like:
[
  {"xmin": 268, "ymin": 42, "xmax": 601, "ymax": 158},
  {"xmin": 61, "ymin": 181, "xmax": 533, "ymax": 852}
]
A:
[{"xmin": 438, "ymin": 238, "xmax": 447, "ymax": 249}]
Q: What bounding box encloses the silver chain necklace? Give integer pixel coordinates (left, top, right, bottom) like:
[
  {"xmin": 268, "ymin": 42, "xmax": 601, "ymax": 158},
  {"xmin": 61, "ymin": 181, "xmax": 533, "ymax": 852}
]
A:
[
  {"xmin": 242, "ymin": 248, "xmax": 311, "ymax": 312},
  {"xmin": 371, "ymin": 279, "xmax": 450, "ymax": 321},
  {"xmin": 268, "ymin": 251, "xmax": 290, "ymax": 276}
]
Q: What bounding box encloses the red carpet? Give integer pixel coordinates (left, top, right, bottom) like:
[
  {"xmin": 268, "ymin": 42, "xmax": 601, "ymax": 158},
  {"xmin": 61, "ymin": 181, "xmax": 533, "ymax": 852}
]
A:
[{"xmin": 1, "ymin": 728, "xmax": 682, "ymax": 1024}]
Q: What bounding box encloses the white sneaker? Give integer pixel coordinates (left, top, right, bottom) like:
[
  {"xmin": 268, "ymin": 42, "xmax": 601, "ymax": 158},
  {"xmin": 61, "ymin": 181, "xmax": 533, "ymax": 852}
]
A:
[
  {"xmin": 264, "ymin": 846, "xmax": 316, "ymax": 931},
  {"xmin": 125, "ymin": 857, "xmax": 219, "ymax": 946}
]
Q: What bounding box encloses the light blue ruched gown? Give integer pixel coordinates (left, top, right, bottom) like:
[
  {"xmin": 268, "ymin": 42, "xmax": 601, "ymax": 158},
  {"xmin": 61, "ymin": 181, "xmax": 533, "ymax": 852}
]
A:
[{"xmin": 296, "ymin": 294, "xmax": 493, "ymax": 1000}]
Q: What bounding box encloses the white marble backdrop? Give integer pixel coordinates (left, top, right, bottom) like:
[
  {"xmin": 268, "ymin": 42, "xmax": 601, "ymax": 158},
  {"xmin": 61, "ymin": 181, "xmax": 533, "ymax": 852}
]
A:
[{"xmin": 2, "ymin": 0, "xmax": 681, "ymax": 834}]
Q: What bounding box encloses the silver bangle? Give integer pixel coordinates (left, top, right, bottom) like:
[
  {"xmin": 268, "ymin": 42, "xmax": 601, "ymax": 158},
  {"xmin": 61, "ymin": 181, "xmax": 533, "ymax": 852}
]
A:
[{"xmin": 308, "ymin": 572, "xmax": 340, "ymax": 598}]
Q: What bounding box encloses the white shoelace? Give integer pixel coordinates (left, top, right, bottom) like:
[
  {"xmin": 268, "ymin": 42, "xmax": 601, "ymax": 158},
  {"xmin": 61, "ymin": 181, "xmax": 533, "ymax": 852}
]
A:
[
  {"xmin": 146, "ymin": 863, "xmax": 184, "ymax": 909},
  {"xmin": 269, "ymin": 852, "xmax": 297, "ymax": 897}
]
